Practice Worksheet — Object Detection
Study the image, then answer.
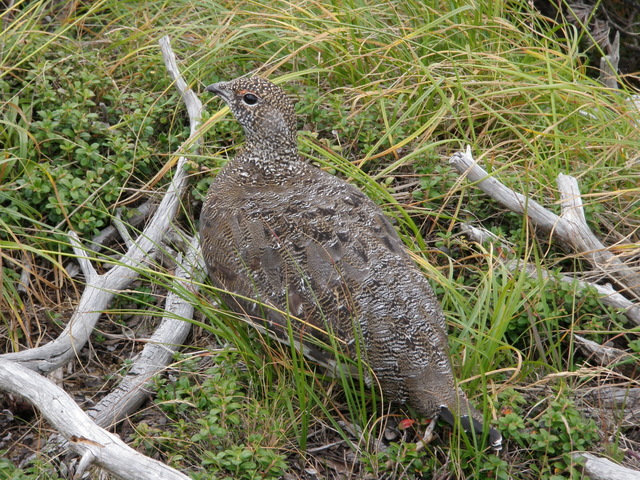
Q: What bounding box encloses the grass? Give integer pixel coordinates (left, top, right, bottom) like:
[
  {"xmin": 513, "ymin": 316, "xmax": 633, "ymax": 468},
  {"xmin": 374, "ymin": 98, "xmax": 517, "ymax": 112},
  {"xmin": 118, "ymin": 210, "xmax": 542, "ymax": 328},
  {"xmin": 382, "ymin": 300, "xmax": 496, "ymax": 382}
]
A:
[{"xmin": 1, "ymin": 0, "xmax": 639, "ymax": 478}]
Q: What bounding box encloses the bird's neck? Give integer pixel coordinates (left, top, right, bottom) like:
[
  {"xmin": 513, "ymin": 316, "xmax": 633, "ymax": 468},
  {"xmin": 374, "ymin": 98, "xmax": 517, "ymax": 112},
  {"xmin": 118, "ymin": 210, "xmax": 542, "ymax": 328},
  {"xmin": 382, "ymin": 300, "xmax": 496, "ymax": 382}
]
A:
[
  {"xmin": 245, "ymin": 132, "xmax": 298, "ymax": 151},
  {"xmin": 233, "ymin": 139, "xmax": 305, "ymax": 183}
]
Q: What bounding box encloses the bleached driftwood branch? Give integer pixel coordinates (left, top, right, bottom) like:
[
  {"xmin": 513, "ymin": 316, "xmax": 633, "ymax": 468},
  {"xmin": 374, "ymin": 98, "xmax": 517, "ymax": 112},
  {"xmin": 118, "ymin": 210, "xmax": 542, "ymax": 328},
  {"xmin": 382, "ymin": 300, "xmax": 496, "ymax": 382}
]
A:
[
  {"xmin": 89, "ymin": 237, "xmax": 200, "ymax": 428},
  {"xmin": 450, "ymin": 147, "xmax": 640, "ymax": 304},
  {"xmin": 452, "ymin": 149, "xmax": 640, "ymax": 461},
  {"xmin": 573, "ymin": 334, "xmax": 636, "ymax": 369},
  {"xmin": 0, "ymin": 358, "xmax": 191, "ymax": 480},
  {"xmin": 573, "ymin": 453, "xmax": 640, "ymax": 480},
  {"xmin": 160, "ymin": 36, "xmax": 202, "ymax": 135},
  {"xmin": 92, "ymin": 201, "xmax": 157, "ymax": 252},
  {"xmin": 82, "ymin": 37, "xmax": 205, "ymax": 430},
  {"xmin": 0, "ymin": 36, "xmax": 202, "ymax": 374},
  {"xmin": 0, "ymin": 35, "xmax": 205, "ymax": 478},
  {"xmin": 63, "ymin": 201, "xmax": 157, "ymax": 279},
  {"xmin": 599, "ymin": 31, "xmax": 620, "ymax": 90},
  {"xmin": 459, "ymin": 223, "xmax": 640, "ymax": 326},
  {"xmin": 1, "ymin": 170, "xmax": 184, "ymax": 373}
]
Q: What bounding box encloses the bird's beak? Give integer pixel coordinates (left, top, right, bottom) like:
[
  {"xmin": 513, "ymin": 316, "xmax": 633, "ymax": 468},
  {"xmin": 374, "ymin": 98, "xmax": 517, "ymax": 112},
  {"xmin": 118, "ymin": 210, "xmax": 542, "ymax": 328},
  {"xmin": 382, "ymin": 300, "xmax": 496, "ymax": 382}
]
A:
[
  {"xmin": 204, "ymin": 83, "xmax": 222, "ymax": 94},
  {"xmin": 204, "ymin": 82, "xmax": 231, "ymax": 103}
]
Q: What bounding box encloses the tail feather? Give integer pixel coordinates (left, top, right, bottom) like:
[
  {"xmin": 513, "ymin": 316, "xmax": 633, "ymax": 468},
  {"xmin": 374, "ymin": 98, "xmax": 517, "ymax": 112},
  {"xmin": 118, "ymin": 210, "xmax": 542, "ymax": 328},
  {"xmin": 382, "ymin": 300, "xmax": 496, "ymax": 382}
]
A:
[{"xmin": 440, "ymin": 406, "xmax": 502, "ymax": 451}]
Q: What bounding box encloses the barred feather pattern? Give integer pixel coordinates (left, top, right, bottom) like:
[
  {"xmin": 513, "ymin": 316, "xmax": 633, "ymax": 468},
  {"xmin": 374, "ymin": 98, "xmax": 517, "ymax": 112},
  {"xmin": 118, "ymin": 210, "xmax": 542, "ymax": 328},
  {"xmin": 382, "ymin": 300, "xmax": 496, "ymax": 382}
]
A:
[{"xmin": 200, "ymin": 76, "xmax": 501, "ymax": 449}]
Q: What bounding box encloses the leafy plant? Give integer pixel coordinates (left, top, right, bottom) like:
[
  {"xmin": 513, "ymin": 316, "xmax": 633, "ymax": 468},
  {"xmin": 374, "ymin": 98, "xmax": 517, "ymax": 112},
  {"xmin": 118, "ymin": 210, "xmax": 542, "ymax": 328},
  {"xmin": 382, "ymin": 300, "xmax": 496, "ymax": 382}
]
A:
[
  {"xmin": 497, "ymin": 394, "xmax": 601, "ymax": 479},
  {"xmin": 136, "ymin": 352, "xmax": 289, "ymax": 480}
]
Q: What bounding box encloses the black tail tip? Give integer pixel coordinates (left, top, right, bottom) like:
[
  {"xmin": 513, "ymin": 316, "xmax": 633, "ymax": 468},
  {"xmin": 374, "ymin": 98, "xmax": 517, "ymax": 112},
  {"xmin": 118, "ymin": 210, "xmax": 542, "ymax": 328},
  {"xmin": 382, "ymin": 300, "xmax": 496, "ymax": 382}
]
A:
[
  {"xmin": 440, "ymin": 406, "xmax": 503, "ymax": 451},
  {"xmin": 489, "ymin": 427, "xmax": 503, "ymax": 451}
]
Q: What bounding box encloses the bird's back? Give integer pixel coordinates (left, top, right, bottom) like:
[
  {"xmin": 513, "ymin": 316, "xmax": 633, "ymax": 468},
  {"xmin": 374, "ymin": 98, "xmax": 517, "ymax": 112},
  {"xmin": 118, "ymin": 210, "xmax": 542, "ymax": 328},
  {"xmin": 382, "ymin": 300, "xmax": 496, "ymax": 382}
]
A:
[{"xmin": 201, "ymin": 154, "xmax": 456, "ymax": 417}]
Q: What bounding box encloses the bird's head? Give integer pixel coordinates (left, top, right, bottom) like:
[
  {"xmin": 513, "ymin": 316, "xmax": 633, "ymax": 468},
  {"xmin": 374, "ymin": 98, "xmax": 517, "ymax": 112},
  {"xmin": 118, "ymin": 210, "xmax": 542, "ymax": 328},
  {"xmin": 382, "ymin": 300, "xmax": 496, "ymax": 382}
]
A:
[{"xmin": 205, "ymin": 77, "xmax": 297, "ymax": 149}]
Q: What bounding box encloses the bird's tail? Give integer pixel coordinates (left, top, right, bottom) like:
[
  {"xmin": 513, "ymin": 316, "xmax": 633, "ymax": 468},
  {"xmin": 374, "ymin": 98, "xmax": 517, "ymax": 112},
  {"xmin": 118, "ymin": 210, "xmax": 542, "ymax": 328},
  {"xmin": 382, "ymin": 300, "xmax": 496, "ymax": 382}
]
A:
[{"xmin": 440, "ymin": 393, "xmax": 502, "ymax": 451}]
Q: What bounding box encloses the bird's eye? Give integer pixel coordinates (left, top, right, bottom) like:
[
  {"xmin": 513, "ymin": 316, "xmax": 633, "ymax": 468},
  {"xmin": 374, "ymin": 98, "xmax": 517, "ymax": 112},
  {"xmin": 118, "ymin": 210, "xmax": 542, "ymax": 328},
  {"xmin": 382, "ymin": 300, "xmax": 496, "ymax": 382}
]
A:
[{"xmin": 242, "ymin": 93, "xmax": 259, "ymax": 105}]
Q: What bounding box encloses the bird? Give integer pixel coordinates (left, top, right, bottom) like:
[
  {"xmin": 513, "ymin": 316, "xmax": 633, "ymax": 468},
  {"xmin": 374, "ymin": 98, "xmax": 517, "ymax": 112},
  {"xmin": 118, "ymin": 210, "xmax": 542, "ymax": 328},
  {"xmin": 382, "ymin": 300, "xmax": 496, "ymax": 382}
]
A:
[{"xmin": 199, "ymin": 76, "xmax": 502, "ymax": 450}]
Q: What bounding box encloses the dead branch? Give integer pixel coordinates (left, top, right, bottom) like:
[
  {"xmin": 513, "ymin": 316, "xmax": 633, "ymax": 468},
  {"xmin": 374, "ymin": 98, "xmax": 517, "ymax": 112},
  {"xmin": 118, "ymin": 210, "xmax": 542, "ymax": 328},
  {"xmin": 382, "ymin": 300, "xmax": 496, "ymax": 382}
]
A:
[
  {"xmin": 91, "ymin": 201, "xmax": 157, "ymax": 255},
  {"xmin": 1, "ymin": 173, "xmax": 183, "ymax": 374},
  {"xmin": 459, "ymin": 223, "xmax": 640, "ymax": 326},
  {"xmin": 574, "ymin": 453, "xmax": 640, "ymax": 480},
  {"xmin": 0, "ymin": 36, "xmax": 203, "ymax": 374},
  {"xmin": 81, "ymin": 37, "xmax": 205, "ymax": 430},
  {"xmin": 0, "ymin": 37, "xmax": 207, "ymax": 478},
  {"xmin": 556, "ymin": 173, "xmax": 640, "ymax": 300},
  {"xmin": 580, "ymin": 386, "xmax": 640, "ymax": 427},
  {"xmin": 0, "ymin": 358, "xmax": 190, "ymax": 480},
  {"xmin": 65, "ymin": 201, "xmax": 157, "ymax": 278},
  {"xmin": 599, "ymin": 31, "xmax": 620, "ymax": 89},
  {"xmin": 574, "ymin": 334, "xmax": 637, "ymax": 369},
  {"xmin": 160, "ymin": 36, "xmax": 202, "ymax": 135},
  {"xmin": 449, "ymin": 147, "xmax": 640, "ymax": 303},
  {"xmin": 89, "ymin": 236, "xmax": 200, "ymax": 429}
]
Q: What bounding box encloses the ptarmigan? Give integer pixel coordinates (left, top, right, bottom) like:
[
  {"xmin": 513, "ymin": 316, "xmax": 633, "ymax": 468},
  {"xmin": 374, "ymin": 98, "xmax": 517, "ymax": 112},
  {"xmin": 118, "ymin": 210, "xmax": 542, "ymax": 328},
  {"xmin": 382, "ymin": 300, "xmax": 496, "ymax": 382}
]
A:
[{"xmin": 200, "ymin": 76, "xmax": 501, "ymax": 450}]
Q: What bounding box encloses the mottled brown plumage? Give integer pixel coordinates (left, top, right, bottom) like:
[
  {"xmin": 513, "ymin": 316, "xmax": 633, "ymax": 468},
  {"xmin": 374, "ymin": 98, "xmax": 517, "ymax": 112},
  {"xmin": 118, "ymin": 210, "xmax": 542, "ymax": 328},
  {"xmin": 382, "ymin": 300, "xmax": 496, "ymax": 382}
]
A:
[{"xmin": 200, "ymin": 76, "xmax": 501, "ymax": 449}]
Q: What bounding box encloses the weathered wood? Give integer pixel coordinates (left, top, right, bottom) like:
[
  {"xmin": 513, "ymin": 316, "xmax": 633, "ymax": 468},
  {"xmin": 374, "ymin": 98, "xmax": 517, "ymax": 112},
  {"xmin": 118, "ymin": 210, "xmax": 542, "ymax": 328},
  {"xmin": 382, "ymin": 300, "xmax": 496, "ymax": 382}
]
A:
[
  {"xmin": 0, "ymin": 358, "xmax": 190, "ymax": 480},
  {"xmin": 574, "ymin": 334, "xmax": 635, "ymax": 367},
  {"xmin": 0, "ymin": 174, "xmax": 188, "ymax": 373},
  {"xmin": 556, "ymin": 173, "xmax": 640, "ymax": 301},
  {"xmin": 450, "ymin": 147, "xmax": 640, "ymax": 304},
  {"xmin": 580, "ymin": 386, "xmax": 640, "ymax": 426},
  {"xmin": 0, "ymin": 36, "xmax": 202, "ymax": 374},
  {"xmin": 0, "ymin": 36, "xmax": 205, "ymax": 476},
  {"xmin": 574, "ymin": 453, "xmax": 640, "ymax": 480},
  {"xmin": 82, "ymin": 36, "xmax": 205, "ymax": 430},
  {"xmin": 459, "ymin": 222, "xmax": 640, "ymax": 326},
  {"xmin": 89, "ymin": 238, "xmax": 200, "ymax": 428},
  {"xmin": 599, "ymin": 31, "xmax": 620, "ymax": 89}
]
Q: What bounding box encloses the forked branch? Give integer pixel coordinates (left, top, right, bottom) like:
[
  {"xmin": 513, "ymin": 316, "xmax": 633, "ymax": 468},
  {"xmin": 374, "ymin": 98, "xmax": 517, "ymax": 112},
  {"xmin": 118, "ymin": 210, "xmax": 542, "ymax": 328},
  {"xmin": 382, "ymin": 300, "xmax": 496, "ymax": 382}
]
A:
[
  {"xmin": 0, "ymin": 36, "xmax": 203, "ymax": 374},
  {"xmin": 450, "ymin": 147, "xmax": 640, "ymax": 308}
]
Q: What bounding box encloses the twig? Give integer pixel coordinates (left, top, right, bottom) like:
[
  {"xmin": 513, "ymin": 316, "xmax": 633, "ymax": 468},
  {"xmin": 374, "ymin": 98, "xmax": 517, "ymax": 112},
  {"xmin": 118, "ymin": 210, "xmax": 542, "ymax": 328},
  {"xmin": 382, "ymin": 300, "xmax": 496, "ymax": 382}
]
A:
[
  {"xmin": 69, "ymin": 231, "xmax": 98, "ymax": 282},
  {"xmin": 66, "ymin": 201, "xmax": 158, "ymax": 278},
  {"xmin": 579, "ymin": 386, "xmax": 640, "ymax": 427}
]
